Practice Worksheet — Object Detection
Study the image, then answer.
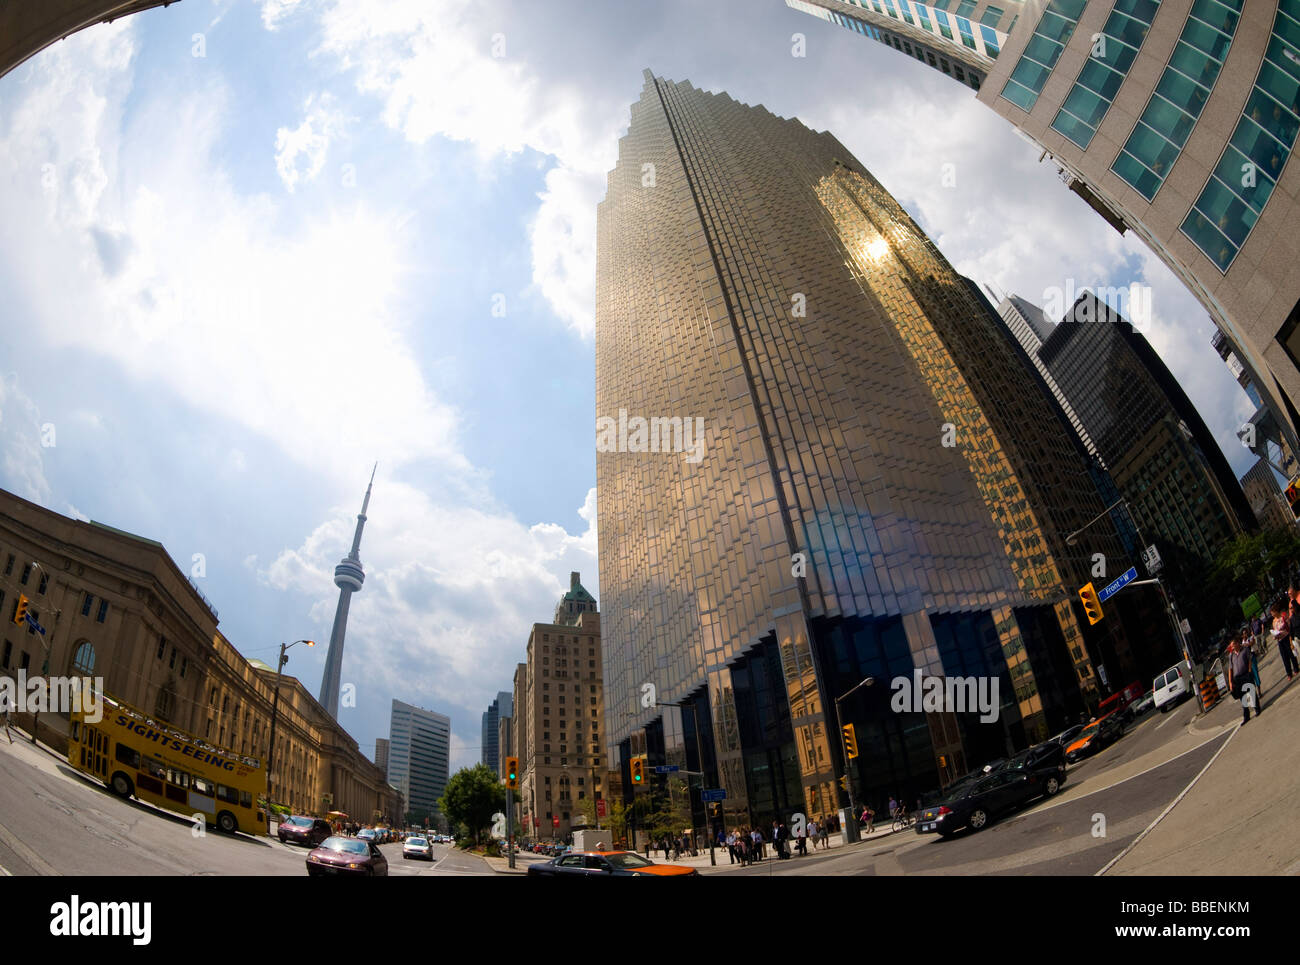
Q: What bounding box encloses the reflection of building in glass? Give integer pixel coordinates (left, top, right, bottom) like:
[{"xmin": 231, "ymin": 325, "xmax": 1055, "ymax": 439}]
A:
[
  {"xmin": 1241, "ymin": 456, "xmax": 1298, "ymax": 531},
  {"xmin": 596, "ymin": 73, "xmax": 1149, "ymax": 834},
  {"xmin": 788, "ymin": 0, "xmax": 1300, "ymax": 480},
  {"xmin": 1038, "ymin": 292, "xmax": 1257, "ymax": 639}
]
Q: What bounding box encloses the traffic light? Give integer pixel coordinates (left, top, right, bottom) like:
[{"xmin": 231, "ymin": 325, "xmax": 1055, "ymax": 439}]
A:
[
  {"xmin": 1078, "ymin": 582, "xmax": 1104, "ymax": 625},
  {"xmin": 630, "ymin": 758, "xmax": 645, "ymax": 784},
  {"xmin": 842, "ymin": 723, "xmax": 859, "ymax": 759},
  {"xmin": 1287, "ymin": 478, "xmax": 1300, "ymax": 518},
  {"xmin": 12, "ymin": 593, "xmax": 29, "ymax": 626},
  {"xmin": 505, "ymin": 756, "xmax": 518, "ymax": 790},
  {"xmin": 838, "ymin": 776, "xmax": 848, "ymax": 792}
]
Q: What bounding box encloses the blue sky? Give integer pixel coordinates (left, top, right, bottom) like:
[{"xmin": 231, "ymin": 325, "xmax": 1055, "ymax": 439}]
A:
[{"xmin": 0, "ymin": 0, "xmax": 1258, "ymax": 773}]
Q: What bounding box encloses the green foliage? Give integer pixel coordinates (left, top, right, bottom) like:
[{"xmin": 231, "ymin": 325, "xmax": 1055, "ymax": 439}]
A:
[
  {"xmin": 1203, "ymin": 527, "xmax": 1300, "ymax": 633},
  {"xmin": 438, "ymin": 764, "xmax": 506, "ymax": 846}
]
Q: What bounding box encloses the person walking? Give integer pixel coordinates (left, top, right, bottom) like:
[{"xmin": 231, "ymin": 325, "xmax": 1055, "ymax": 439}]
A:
[
  {"xmin": 861, "ymin": 804, "xmax": 875, "ymax": 834},
  {"xmin": 1271, "ymin": 600, "xmax": 1298, "ymax": 680},
  {"xmin": 888, "ymin": 795, "xmax": 898, "ymax": 820},
  {"xmin": 808, "ymin": 817, "xmax": 819, "ymax": 851},
  {"xmin": 1227, "ymin": 636, "xmax": 1259, "ymax": 724},
  {"xmin": 751, "ymin": 826, "xmax": 764, "ymax": 861},
  {"xmin": 796, "ymin": 821, "xmax": 808, "ymax": 856},
  {"xmin": 0, "ymin": 688, "xmax": 12, "ymax": 743}
]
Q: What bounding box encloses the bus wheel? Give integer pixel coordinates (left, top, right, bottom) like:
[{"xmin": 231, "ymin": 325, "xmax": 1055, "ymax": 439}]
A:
[
  {"xmin": 216, "ymin": 811, "xmax": 239, "ymax": 834},
  {"xmin": 110, "ymin": 772, "xmax": 134, "ymax": 799}
]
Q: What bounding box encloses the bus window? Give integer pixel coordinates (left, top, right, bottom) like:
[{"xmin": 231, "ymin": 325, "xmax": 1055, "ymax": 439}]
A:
[
  {"xmin": 116, "ymin": 744, "xmax": 141, "ymax": 768},
  {"xmin": 144, "ymin": 759, "xmax": 167, "ymax": 780},
  {"xmin": 239, "ymin": 791, "xmax": 252, "ymax": 809},
  {"xmin": 192, "ymin": 777, "xmax": 214, "ymax": 797},
  {"xmin": 217, "ymin": 785, "xmax": 239, "ymax": 804},
  {"xmin": 166, "ymin": 768, "xmax": 190, "ymax": 788},
  {"xmin": 70, "ymin": 720, "xmax": 80, "ymax": 741}
]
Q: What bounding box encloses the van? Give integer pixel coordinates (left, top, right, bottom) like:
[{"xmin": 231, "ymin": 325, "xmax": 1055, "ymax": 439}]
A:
[{"xmin": 1152, "ymin": 663, "xmax": 1191, "ymax": 712}]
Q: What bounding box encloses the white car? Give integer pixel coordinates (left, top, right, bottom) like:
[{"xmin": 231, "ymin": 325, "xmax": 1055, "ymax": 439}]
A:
[
  {"xmin": 1152, "ymin": 663, "xmax": 1191, "ymax": 712},
  {"xmin": 402, "ymin": 835, "xmax": 434, "ymax": 861}
]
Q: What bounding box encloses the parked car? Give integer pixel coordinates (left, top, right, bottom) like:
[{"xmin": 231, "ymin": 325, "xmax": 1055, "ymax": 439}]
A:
[
  {"xmin": 915, "ymin": 766, "xmax": 1057, "ymax": 838},
  {"xmin": 1002, "ymin": 741, "xmax": 1066, "ymax": 795},
  {"xmin": 1048, "ymin": 724, "xmax": 1085, "ymax": 749},
  {"xmin": 1127, "ymin": 691, "xmax": 1156, "ymax": 719},
  {"xmin": 306, "ymin": 836, "xmax": 389, "ymax": 876},
  {"xmin": 403, "ymin": 835, "xmax": 434, "ymax": 861},
  {"xmin": 1153, "ymin": 663, "xmax": 1193, "ymax": 712},
  {"xmin": 278, "ymin": 815, "xmax": 333, "ymax": 847},
  {"xmin": 1065, "ymin": 713, "xmax": 1125, "ymax": 763},
  {"xmin": 526, "ymin": 850, "xmax": 698, "ymax": 877}
]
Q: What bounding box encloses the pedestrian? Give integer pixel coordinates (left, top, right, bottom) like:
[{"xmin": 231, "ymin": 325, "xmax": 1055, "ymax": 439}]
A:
[
  {"xmin": 0, "ymin": 687, "xmax": 11, "ymax": 743},
  {"xmin": 861, "ymin": 804, "xmax": 875, "ymax": 834},
  {"xmin": 808, "ymin": 817, "xmax": 819, "ymax": 851},
  {"xmin": 796, "ymin": 821, "xmax": 807, "ymax": 856},
  {"xmin": 726, "ymin": 830, "xmax": 737, "ymax": 865},
  {"xmin": 1227, "ymin": 635, "xmax": 1259, "ymax": 724},
  {"xmin": 737, "ymin": 830, "xmax": 750, "ymax": 866},
  {"xmin": 751, "ymin": 826, "xmax": 764, "ymax": 861},
  {"xmin": 1268, "ymin": 603, "xmax": 1300, "ymax": 681},
  {"xmin": 888, "ymin": 795, "xmax": 898, "ymax": 819}
]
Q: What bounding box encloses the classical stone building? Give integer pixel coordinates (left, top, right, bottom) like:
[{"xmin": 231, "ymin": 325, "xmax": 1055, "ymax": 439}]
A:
[{"xmin": 0, "ymin": 487, "xmax": 396, "ymax": 826}]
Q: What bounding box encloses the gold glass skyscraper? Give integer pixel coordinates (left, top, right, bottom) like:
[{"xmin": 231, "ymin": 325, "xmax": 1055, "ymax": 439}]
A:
[{"xmin": 596, "ymin": 72, "xmax": 1147, "ymax": 832}]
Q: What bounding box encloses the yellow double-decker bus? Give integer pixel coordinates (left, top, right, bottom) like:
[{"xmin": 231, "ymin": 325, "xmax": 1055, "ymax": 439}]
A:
[{"xmin": 69, "ymin": 691, "xmax": 264, "ymax": 835}]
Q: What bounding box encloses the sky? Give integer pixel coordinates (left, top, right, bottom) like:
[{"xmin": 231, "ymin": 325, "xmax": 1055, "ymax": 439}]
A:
[{"xmin": 0, "ymin": 0, "xmax": 1258, "ymax": 776}]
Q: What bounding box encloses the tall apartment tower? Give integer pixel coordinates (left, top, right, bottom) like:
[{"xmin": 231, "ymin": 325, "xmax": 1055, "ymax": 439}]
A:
[
  {"xmin": 1241, "ymin": 456, "xmax": 1298, "ymax": 530},
  {"xmin": 596, "ymin": 72, "xmax": 1144, "ymax": 833},
  {"xmin": 788, "ymin": 0, "xmax": 1300, "ymax": 463},
  {"xmin": 481, "ymin": 691, "xmax": 511, "ymax": 773},
  {"xmin": 514, "ymin": 576, "xmax": 604, "ymax": 842},
  {"xmin": 386, "ymin": 699, "xmax": 451, "ymax": 826},
  {"xmin": 374, "ymin": 737, "xmax": 390, "ymax": 774}
]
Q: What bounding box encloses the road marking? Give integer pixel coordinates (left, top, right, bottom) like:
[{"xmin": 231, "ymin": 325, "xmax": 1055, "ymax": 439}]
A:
[
  {"xmin": 0, "ymin": 818, "xmax": 61, "ymax": 876},
  {"xmin": 0, "ymin": 862, "xmax": 10, "ymax": 876},
  {"xmin": 1094, "ymin": 721, "xmax": 1240, "ymax": 876}
]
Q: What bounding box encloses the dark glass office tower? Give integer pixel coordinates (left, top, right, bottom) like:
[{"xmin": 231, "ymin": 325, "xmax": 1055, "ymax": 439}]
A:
[{"xmin": 596, "ymin": 73, "xmax": 1139, "ymax": 831}]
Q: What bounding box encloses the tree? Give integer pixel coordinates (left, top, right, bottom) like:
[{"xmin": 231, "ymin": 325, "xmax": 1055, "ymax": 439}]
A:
[{"xmin": 438, "ymin": 764, "xmax": 506, "ymax": 847}]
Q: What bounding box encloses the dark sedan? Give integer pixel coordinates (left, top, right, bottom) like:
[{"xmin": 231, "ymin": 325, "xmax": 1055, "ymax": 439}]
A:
[
  {"xmin": 916, "ymin": 765, "xmax": 1060, "ymax": 838},
  {"xmin": 527, "ymin": 850, "xmax": 698, "ymax": 877},
  {"xmin": 278, "ymin": 815, "xmax": 332, "ymax": 847},
  {"xmin": 306, "ymin": 836, "xmax": 389, "ymax": 876},
  {"xmin": 1002, "ymin": 741, "xmax": 1066, "ymax": 796}
]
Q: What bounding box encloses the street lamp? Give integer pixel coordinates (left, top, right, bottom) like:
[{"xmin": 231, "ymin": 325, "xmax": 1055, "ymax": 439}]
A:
[
  {"xmin": 660, "ymin": 699, "xmax": 716, "ymax": 866},
  {"xmin": 833, "ymin": 674, "xmax": 875, "ymax": 841},
  {"xmin": 27, "ymin": 561, "xmax": 63, "ymax": 746},
  {"xmin": 1066, "ymin": 498, "xmax": 1201, "ymax": 710},
  {"xmin": 266, "ymin": 639, "xmax": 315, "ymax": 828}
]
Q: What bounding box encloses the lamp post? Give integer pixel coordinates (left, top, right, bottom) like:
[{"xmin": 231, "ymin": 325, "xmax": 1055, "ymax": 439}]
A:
[
  {"xmin": 661, "ymin": 699, "xmax": 716, "ymax": 866},
  {"xmin": 1067, "ymin": 499, "xmax": 1201, "ymax": 711},
  {"xmin": 266, "ymin": 639, "xmax": 315, "ymax": 829},
  {"xmin": 833, "ymin": 675, "xmax": 875, "ymax": 840},
  {"xmin": 27, "ymin": 561, "xmax": 63, "ymax": 746}
]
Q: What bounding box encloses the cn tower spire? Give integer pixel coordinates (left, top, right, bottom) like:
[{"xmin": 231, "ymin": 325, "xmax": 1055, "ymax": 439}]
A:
[{"xmin": 319, "ymin": 465, "xmax": 376, "ymax": 718}]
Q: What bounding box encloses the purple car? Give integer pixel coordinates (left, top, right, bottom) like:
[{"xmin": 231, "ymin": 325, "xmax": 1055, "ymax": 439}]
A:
[
  {"xmin": 306, "ymin": 836, "xmax": 389, "ymax": 876},
  {"xmin": 279, "ymin": 815, "xmax": 332, "ymax": 847}
]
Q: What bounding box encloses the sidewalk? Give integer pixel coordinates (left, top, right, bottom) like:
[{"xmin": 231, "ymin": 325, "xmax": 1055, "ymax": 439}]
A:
[{"xmin": 1105, "ymin": 640, "xmax": 1300, "ymax": 875}]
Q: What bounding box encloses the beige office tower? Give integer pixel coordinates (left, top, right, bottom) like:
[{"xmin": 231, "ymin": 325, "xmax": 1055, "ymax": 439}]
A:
[
  {"xmin": 514, "ymin": 575, "xmax": 606, "ymax": 841},
  {"xmin": 788, "ymin": 0, "xmax": 1300, "ymax": 471},
  {"xmin": 596, "ymin": 72, "xmax": 1144, "ymax": 833}
]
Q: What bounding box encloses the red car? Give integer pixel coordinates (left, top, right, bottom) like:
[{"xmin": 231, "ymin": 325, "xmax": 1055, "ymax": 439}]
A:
[
  {"xmin": 306, "ymin": 836, "xmax": 389, "ymax": 876},
  {"xmin": 279, "ymin": 816, "xmax": 332, "ymax": 847}
]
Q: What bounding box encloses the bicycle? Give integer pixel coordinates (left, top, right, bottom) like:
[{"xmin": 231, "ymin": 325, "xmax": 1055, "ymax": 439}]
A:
[{"xmin": 892, "ymin": 810, "xmax": 914, "ymax": 833}]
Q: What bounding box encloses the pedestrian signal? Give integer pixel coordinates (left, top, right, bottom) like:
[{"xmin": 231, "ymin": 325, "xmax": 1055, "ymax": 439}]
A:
[{"xmin": 1078, "ymin": 582, "xmax": 1104, "ymax": 625}]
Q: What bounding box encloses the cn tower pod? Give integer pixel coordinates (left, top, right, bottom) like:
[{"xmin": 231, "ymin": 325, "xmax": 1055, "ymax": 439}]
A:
[{"xmin": 335, "ymin": 557, "xmax": 365, "ymax": 592}]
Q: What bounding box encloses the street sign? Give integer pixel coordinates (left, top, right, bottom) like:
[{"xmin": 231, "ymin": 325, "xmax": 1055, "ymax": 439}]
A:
[
  {"xmin": 1241, "ymin": 593, "xmax": 1263, "ymax": 618},
  {"xmin": 1097, "ymin": 566, "xmax": 1138, "ymax": 603},
  {"xmin": 1142, "ymin": 544, "xmax": 1163, "ymax": 574},
  {"xmin": 24, "ymin": 613, "xmax": 46, "ymax": 636},
  {"xmin": 654, "ymin": 765, "xmax": 679, "ymax": 774},
  {"xmin": 701, "ymin": 788, "xmax": 727, "ymax": 803}
]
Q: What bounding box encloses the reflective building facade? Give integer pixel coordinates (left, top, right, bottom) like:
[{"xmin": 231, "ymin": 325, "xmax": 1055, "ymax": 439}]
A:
[{"xmin": 596, "ymin": 73, "xmax": 1144, "ymax": 832}]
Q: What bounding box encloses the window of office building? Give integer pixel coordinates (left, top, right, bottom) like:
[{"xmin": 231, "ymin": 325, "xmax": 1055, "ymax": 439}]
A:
[
  {"xmin": 1001, "ymin": 0, "xmax": 1086, "ymax": 111},
  {"xmin": 1114, "ymin": 0, "xmax": 1244, "ymax": 199},
  {"xmin": 1050, "ymin": 0, "xmax": 1160, "ymax": 149},
  {"xmin": 1182, "ymin": 0, "xmax": 1300, "ymax": 270}
]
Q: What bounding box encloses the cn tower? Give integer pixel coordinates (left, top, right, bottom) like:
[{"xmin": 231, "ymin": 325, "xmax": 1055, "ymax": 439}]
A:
[{"xmin": 319, "ymin": 464, "xmax": 375, "ymax": 718}]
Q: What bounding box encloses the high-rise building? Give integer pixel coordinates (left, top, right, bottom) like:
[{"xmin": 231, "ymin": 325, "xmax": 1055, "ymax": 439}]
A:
[
  {"xmin": 788, "ymin": 0, "xmax": 1300, "ymax": 462},
  {"xmin": 481, "ymin": 691, "xmax": 511, "ymax": 774},
  {"xmin": 386, "ymin": 699, "xmax": 451, "ymax": 825},
  {"xmin": 319, "ymin": 466, "xmax": 375, "ymax": 719},
  {"xmin": 1241, "ymin": 456, "xmax": 1298, "ymax": 530},
  {"xmin": 0, "ymin": 0, "xmax": 180, "ymax": 79},
  {"xmin": 1038, "ymin": 292, "xmax": 1256, "ymax": 636},
  {"xmin": 596, "ymin": 72, "xmax": 1149, "ymax": 833},
  {"xmin": 374, "ymin": 737, "xmax": 389, "ymax": 774},
  {"xmin": 513, "ymin": 576, "xmax": 604, "ymax": 841}
]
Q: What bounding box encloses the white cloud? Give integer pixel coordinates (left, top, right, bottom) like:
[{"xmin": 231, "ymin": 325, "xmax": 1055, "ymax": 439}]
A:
[
  {"xmin": 274, "ymin": 93, "xmax": 345, "ymax": 193},
  {"xmin": 261, "ymin": 0, "xmax": 307, "ymax": 31},
  {"xmin": 306, "ymin": 0, "xmax": 622, "ymax": 337},
  {"xmin": 0, "ymin": 375, "xmax": 53, "ymax": 507}
]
